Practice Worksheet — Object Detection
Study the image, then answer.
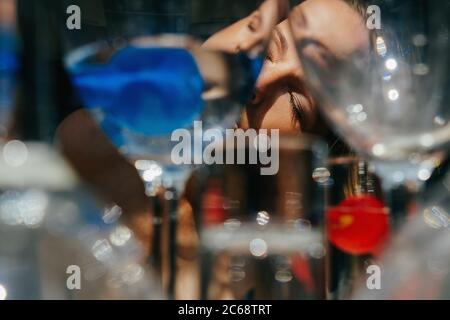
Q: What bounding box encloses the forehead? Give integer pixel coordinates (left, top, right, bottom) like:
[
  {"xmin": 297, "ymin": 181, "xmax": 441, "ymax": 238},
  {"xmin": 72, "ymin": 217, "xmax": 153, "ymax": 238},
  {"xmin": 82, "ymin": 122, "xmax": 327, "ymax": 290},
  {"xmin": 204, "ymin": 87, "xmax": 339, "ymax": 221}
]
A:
[{"xmin": 299, "ymin": 0, "xmax": 369, "ymax": 58}]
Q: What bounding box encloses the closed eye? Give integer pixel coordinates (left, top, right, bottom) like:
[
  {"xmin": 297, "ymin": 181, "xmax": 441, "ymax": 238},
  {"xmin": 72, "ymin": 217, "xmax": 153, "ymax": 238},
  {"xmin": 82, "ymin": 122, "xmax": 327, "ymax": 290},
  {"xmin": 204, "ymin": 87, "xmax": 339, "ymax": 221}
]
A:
[
  {"xmin": 289, "ymin": 91, "xmax": 303, "ymax": 125},
  {"xmin": 248, "ymin": 11, "xmax": 262, "ymax": 32}
]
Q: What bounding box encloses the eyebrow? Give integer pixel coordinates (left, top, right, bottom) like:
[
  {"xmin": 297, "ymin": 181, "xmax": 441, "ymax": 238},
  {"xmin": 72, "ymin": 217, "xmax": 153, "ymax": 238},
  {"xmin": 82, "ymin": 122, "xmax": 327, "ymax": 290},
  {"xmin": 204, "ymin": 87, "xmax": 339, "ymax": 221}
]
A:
[
  {"xmin": 298, "ymin": 38, "xmax": 337, "ymax": 63},
  {"xmin": 274, "ymin": 26, "xmax": 288, "ymax": 55}
]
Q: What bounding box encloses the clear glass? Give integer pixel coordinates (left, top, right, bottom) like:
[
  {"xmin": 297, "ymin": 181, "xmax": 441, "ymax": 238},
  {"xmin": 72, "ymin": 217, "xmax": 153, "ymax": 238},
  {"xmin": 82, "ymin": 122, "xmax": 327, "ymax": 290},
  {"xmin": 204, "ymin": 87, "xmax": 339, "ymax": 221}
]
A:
[
  {"xmin": 289, "ymin": 0, "xmax": 449, "ymax": 189},
  {"xmin": 193, "ymin": 134, "xmax": 329, "ymax": 299},
  {"xmin": 352, "ymin": 158, "xmax": 450, "ymax": 299},
  {"xmin": 0, "ymin": 142, "xmax": 162, "ymax": 300},
  {"xmin": 64, "ymin": 35, "xmax": 257, "ymax": 190},
  {"xmin": 63, "ymin": 0, "xmax": 288, "ymax": 298}
]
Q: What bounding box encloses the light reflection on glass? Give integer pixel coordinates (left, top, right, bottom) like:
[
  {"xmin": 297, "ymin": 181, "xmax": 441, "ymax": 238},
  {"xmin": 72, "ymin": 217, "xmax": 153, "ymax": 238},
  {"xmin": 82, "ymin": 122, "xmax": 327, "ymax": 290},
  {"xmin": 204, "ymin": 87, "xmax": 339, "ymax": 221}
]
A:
[
  {"xmin": 412, "ymin": 63, "xmax": 429, "ymax": 76},
  {"xmin": 249, "ymin": 238, "xmax": 268, "ymax": 258},
  {"xmin": 423, "ymin": 206, "xmax": 450, "ymax": 229},
  {"xmin": 417, "ymin": 168, "xmax": 431, "ymax": 181},
  {"xmin": 0, "ymin": 190, "xmax": 48, "ymax": 228},
  {"xmin": 102, "ymin": 204, "xmax": 122, "ymax": 224},
  {"xmin": 308, "ymin": 243, "xmax": 326, "ymax": 259},
  {"xmin": 434, "ymin": 116, "xmax": 446, "ymax": 126},
  {"xmin": 142, "ymin": 163, "xmax": 163, "ymax": 182},
  {"xmin": 385, "ymin": 58, "xmax": 398, "ymax": 71},
  {"xmin": 372, "ymin": 144, "xmax": 386, "ymax": 157},
  {"xmin": 388, "ymin": 89, "xmax": 400, "ymax": 101},
  {"xmin": 256, "ymin": 211, "xmax": 270, "ymax": 226},
  {"xmin": 346, "ymin": 103, "xmax": 363, "ymax": 114},
  {"xmin": 229, "ymin": 267, "xmax": 246, "ymax": 282},
  {"xmin": 92, "ymin": 239, "xmax": 114, "ymax": 262},
  {"xmin": 419, "ymin": 134, "xmax": 435, "ymax": 148},
  {"xmin": 0, "ymin": 283, "xmax": 7, "ymax": 300},
  {"xmin": 275, "ymin": 269, "xmax": 293, "ymax": 283},
  {"xmin": 376, "ymin": 36, "xmax": 387, "ymax": 57},
  {"xmin": 229, "ymin": 256, "xmax": 246, "ymax": 282},
  {"xmin": 2, "ymin": 140, "xmax": 28, "ymax": 167},
  {"xmin": 224, "ymin": 219, "xmax": 241, "ymax": 230},
  {"xmin": 120, "ymin": 263, "xmax": 144, "ymax": 285},
  {"xmin": 109, "ymin": 225, "xmax": 132, "ymax": 247}
]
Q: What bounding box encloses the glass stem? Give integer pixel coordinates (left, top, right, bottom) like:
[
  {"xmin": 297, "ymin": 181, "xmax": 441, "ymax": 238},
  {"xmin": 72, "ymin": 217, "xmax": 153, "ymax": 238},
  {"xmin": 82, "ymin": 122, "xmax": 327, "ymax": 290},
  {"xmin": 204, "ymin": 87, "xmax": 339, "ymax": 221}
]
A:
[
  {"xmin": 166, "ymin": 187, "xmax": 179, "ymax": 300},
  {"xmin": 384, "ymin": 183, "xmax": 420, "ymax": 230},
  {"xmin": 372, "ymin": 160, "xmax": 427, "ymax": 230},
  {"xmin": 148, "ymin": 195, "xmax": 163, "ymax": 286},
  {"xmin": 144, "ymin": 185, "xmax": 179, "ymax": 300}
]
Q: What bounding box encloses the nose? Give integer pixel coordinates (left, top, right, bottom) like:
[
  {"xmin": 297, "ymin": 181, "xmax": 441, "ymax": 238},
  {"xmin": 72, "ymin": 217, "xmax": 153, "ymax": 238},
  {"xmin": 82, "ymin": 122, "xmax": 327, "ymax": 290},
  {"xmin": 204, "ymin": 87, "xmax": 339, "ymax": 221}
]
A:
[{"xmin": 252, "ymin": 55, "xmax": 304, "ymax": 106}]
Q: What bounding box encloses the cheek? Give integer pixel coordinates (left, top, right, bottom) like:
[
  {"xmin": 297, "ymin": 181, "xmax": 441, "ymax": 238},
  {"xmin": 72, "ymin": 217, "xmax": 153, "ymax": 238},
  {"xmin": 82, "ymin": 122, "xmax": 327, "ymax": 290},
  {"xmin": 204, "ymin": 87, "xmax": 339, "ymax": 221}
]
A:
[
  {"xmin": 239, "ymin": 94, "xmax": 305, "ymax": 133},
  {"xmin": 259, "ymin": 95, "xmax": 302, "ymax": 133},
  {"xmin": 260, "ymin": 105, "xmax": 301, "ymax": 133}
]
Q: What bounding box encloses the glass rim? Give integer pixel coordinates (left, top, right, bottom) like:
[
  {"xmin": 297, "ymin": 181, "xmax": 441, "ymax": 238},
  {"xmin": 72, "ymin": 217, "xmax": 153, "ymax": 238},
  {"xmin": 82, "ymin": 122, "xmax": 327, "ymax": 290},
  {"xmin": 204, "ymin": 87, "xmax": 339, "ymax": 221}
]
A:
[
  {"xmin": 64, "ymin": 34, "xmax": 201, "ymax": 69},
  {"xmin": 201, "ymin": 222, "xmax": 324, "ymax": 255}
]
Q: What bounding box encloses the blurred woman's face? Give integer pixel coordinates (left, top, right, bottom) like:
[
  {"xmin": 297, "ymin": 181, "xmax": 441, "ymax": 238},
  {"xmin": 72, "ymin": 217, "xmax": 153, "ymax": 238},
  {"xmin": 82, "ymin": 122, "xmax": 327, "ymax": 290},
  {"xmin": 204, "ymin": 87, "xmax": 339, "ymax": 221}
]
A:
[
  {"xmin": 202, "ymin": 0, "xmax": 286, "ymax": 56},
  {"xmin": 289, "ymin": 0, "xmax": 369, "ymax": 84},
  {"xmin": 205, "ymin": 0, "xmax": 369, "ymax": 134},
  {"xmin": 239, "ymin": 19, "xmax": 315, "ymax": 133}
]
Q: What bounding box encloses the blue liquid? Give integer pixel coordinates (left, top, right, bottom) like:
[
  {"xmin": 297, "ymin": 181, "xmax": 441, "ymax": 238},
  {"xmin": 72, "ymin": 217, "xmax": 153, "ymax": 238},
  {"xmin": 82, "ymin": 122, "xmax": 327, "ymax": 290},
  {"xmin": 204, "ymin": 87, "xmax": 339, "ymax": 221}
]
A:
[
  {"xmin": 0, "ymin": 31, "xmax": 18, "ymax": 120},
  {"xmin": 0, "ymin": 49, "xmax": 17, "ymax": 73},
  {"xmin": 0, "ymin": 50, "xmax": 17, "ymax": 108},
  {"xmin": 69, "ymin": 46, "xmax": 204, "ymax": 136}
]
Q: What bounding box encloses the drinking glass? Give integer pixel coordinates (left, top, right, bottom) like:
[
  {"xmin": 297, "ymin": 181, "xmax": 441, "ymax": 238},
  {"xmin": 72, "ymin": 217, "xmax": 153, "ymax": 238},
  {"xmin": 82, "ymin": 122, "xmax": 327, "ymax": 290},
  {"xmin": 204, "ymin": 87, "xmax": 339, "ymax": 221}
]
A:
[
  {"xmin": 289, "ymin": 0, "xmax": 450, "ymax": 227},
  {"xmin": 63, "ymin": 0, "xmax": 288, "ymax": 298},
  {"xmin": 0, "ymin": 142, "xmax": 162, "ymax": 299},
  {"xmin": 194, "ymin": 134, "xmax": 329, "ymax": 299},
  {"xmin": 353, "ymin": 159, "xmax": 450, "ymax": 299}
]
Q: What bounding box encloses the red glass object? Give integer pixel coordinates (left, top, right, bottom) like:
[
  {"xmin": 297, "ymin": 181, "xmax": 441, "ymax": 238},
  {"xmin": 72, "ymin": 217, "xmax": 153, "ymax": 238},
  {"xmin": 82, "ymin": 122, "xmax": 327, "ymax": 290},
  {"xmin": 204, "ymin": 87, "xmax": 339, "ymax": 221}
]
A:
[
  {"xmin": 326, "ymin": 195, "xmax": 390, "ymax": 255},
  {"xmin": 201, "ymin": 182, "xmax": 226, "ymax": 226},
  {"xmin": 291, "ymin": 254, "xmax": 315, "ymax": 294}
]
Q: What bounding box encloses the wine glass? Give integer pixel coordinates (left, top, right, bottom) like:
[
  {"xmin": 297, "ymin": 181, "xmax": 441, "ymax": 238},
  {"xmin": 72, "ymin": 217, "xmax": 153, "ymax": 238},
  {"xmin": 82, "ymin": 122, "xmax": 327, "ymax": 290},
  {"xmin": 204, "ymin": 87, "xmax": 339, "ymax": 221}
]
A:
[
  {"xmin": 193, "ymin": 134, "xmax": 329, "ymax": 299},
  {"xmin": 0, "ymin": 142, "xmax": 162, "ymax": 299},
  {"xmin": 352, "ymin": 217, "xmax": 450, "ymax": 300},
  {"xmin": 353, "ymin": 158, "xmax": 450, "ymax": 299},
  {"xmin": 63, "ymin": 0, "xmax": 288, "ymax": 298},
  {"xmin": 289, "ymin": 0, "xmax": 450, "ymax": 227},
  {"xmin": 352, "ymin": 194, "xmax": 450, "ymax": 299}
]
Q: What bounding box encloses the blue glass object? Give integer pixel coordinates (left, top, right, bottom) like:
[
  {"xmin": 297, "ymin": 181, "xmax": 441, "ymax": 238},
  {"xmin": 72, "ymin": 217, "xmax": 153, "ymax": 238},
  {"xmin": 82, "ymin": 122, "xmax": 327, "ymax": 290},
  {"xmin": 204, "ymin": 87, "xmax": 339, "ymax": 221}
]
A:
[
  {"xmin": 250, "ymin": 56, "xmax": 263, "ymax": 85},
  {"xmin": 69, "ymin": 46, "xmax": 204, "ymax": 136},
  {"xmin": 0, "ymin": 30, "xmax": 18, "ymax": 132}
]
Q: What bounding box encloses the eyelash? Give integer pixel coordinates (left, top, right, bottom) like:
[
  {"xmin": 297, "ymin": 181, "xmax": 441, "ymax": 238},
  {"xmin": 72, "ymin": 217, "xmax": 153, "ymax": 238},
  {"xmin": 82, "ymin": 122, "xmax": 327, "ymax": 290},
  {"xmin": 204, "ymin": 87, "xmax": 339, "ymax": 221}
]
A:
[{"xmin": 289, "ymin": 92, "xmax": 303, "ymax": 123}]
